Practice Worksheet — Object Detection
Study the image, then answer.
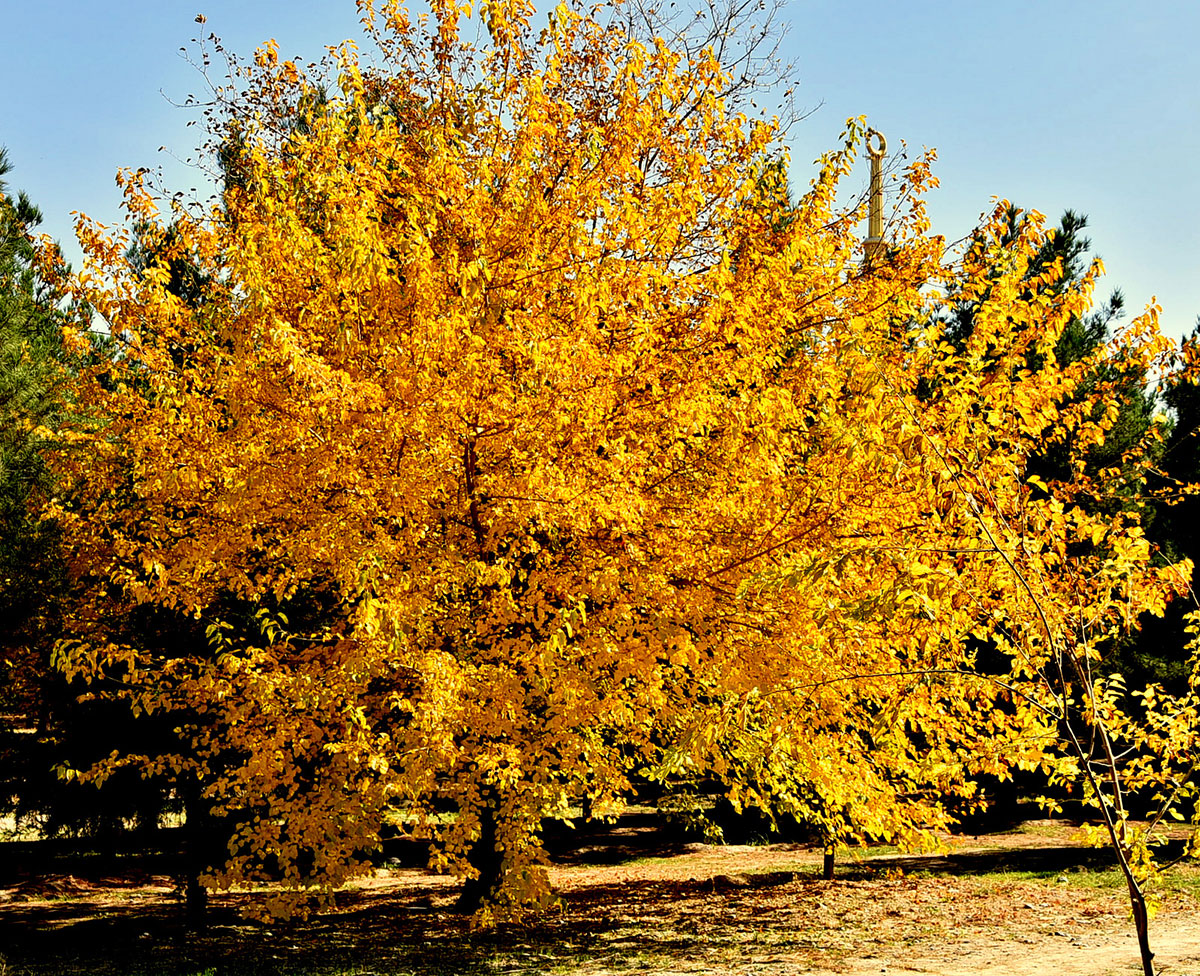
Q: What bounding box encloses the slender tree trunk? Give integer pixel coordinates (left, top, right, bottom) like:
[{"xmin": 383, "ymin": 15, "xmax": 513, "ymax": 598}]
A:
[
  {"xmin": 1127, "ymin": 880, "xmax": 1155, "ymax": 976},
  {"xmin": 822, "ymin": 844, "xmax": 835, "ymax": 881}
]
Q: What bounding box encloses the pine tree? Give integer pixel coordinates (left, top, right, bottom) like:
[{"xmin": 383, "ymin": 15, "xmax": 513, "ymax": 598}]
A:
[
  {"xmin": 0, "ymin": 145, "xmax": 69, "ymax": 732},
  {"xmin": 0, "ymin": 150, "xmax": 172, "ymax": 843}
]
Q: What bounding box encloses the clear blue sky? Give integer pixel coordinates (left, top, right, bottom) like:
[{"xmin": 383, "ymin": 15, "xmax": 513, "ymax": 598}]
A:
[{"xmin": 2, "ymin": 1, "xmax": 1198, "ymax": 338}]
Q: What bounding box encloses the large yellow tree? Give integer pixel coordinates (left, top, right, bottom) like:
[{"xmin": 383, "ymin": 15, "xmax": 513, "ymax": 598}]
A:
[{"xmin": 52, "ymin": 0, "xmax": 1194, "ymax": 935}]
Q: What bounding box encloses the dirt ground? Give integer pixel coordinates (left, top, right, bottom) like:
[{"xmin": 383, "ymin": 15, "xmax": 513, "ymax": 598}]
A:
[{"xmin": 2, "ymin": 817, "xmax": 1199, "ymax": 976}]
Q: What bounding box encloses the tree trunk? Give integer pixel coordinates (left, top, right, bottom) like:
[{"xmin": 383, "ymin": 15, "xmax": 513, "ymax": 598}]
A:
[
  {"xmin": 1127, "ymin": 878, "xmax": 1155, "ymax": 976},
  {"xmin": 181, "ymin": 786, "xmax": 212, "ymax": 930},
  {"xmin": 456, "ymin": 801, "xmax": 506, "ymax": 914},
  {"xmin": 185, "ymin": 870, "xmax": 209, "ymax": 929},
  {"xmin": 822, "ymin": 845, "xmax": 835, "ymax": 881}
]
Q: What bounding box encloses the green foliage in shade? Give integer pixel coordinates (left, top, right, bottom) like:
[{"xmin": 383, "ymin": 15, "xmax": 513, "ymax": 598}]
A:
[
  {"xmin": 1124, "ymin": 322, "xmax": 1200, "ymax": 694},
  {"xmin": 1153, "ymin": 322, "xmax": 1200, "ymax": 564}
]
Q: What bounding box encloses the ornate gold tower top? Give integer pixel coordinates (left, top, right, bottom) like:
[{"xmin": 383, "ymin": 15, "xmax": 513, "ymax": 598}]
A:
[{"xmin": 863, "ymin": 129, "xmax": 887, "ymax": 264}]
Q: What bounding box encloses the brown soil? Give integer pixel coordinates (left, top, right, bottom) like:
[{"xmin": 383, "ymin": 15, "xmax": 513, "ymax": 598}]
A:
[{"xmin": 1, "ymin": 818, "xmax": 1198, "ymax": 976}]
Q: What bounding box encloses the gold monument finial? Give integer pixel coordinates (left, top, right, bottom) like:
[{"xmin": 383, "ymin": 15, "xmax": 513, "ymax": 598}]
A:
[{"xmin": 863, "ymin": 128, "xmax": 887, "ymax": 264}]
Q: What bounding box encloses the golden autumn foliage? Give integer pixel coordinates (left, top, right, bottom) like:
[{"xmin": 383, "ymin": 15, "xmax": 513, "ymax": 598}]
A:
[{"xmin": 50, "ymin": 0, "xmax": 1199, "ymax": 925}]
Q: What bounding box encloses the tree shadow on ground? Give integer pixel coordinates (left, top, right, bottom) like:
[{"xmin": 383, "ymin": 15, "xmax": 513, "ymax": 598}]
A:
[
  {"xmin": 2, "ymin": 883, "xmax": 606, "ymax": 976},
  {"xmin": 1, "ymin": 823, "xmax": 1173, "ymax": 976},
  {"xmin": 847, "ymin": 845, "xmax": 1119, "ymax": 878},
  {"xmin": 0, "ymin": 873, "xmax": 809, "ymax": 976},
  {"xmin": 846, "ymin": 837, "xmax": 1188, "ymax": 880},
  {"xmin": 542, "ymin": 811, "xmax": 695, "ymax": 866}
]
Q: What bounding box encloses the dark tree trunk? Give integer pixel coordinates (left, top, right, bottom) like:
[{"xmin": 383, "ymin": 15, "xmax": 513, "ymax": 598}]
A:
[
  {"xmin": 1127, "ymin": 878, "xmax": 1155, "ymax": 976},
  {"xmin": 455, "ymin": 801, "xmax": 506, "ymax": 914},
  {"xmin": 185, "ymin": 869, "xmax": 209, "ymax": 929},
  {"xmin": 822, "ymin": 845, "xmax": 835, "ymax": 881},
  {"xmin": 181, "ymin": 785, "xmax": 215, "ymax": 930}
]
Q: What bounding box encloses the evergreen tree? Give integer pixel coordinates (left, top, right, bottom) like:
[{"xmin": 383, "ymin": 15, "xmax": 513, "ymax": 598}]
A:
[
  {"xmin": 1153, "ymin": 321, "xmax": 1200, "ymax": 563},
  {"xmin": 0, "ymin": 146, "xmax": 70, "ymax": 731},
  {"xmin": 937, "ymin": 207, "xmax": 1161, "ymax": 519},
  {"xmin": 0, "ymin": 150, "xmax": 172, "ymax": 841},
  {"xmin": 1131, "ymin": 322, "xmax": 1200, "ymax": 692},
  {"xmin": 930, "ymin": 207, "xmax": 1179, "ymax": 825}
]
